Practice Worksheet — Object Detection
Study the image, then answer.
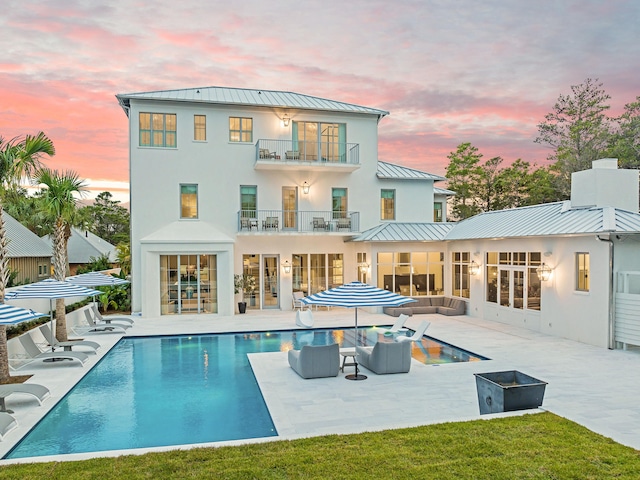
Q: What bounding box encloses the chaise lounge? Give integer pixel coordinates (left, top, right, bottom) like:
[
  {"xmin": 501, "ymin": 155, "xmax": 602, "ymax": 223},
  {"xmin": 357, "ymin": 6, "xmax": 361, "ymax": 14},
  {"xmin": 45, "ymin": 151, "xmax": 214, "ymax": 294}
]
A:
[
  {"xmin": 0, "ymin": 384, "xmax": 50, "ymax": 413},
  {"xmin": 288, "ymin": 343, "xmax": 340, "ymax": 379},
  {"xmin": 384, "ymin": 296, "xmax": 466, "ymax": 317}
]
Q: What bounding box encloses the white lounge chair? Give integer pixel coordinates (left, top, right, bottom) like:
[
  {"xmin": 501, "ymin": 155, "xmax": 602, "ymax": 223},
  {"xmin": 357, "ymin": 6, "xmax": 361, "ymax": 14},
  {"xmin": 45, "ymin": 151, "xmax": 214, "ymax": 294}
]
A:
[
  {"xmin": 0, "ymin": 383, "xmax": 50, "ymax": 413},
  {"xmin": 38, "ymin": 324, "xmax": 100, "ymax": 353},
  {"xmin": 0, "ymin": 412, "xmax": 17, "ymax": 440},
  {"xmin": 292, "ymin": 291, "xmax": 305, "ymax": 310},
  {"xmin": 92, "ymin": 303, "xmax": 134, "ymax": 326},
  {"xmin": 378, "ymin": 314, "xmax": 409, "ymax": 335},
  {"xmin": 78, "ymin": 309, "xmax": 128, "ymax": 334},
  {"xmin": 295, "ymin": 309, "xmax": 314, "ymax": 328},
  {"xmin": 18, "ymin": 334, "xmax": 88, "ymax": 366},
  {"xmin": 395, "ymin": 321, "xmax": 431, "ymax": 343}
]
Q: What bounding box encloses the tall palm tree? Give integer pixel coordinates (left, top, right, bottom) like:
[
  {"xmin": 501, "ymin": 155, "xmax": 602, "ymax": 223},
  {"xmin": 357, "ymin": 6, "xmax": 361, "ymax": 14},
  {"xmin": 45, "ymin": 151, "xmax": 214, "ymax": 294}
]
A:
[
  {"xmin": 0, "ymin": 133, "xmax": 55, "ymax": 383},
  {"xmin": 36, "ymin": 168, "xmax": 86, "ymax": 342}
]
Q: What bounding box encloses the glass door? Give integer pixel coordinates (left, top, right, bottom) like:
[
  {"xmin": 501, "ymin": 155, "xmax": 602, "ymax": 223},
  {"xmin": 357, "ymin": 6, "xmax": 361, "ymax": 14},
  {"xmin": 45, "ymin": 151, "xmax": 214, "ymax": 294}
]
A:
[
  {"xmin": 262, "ymin": 255, "xmax": 279, "ymax": 309},
  {"xmin": 282, "ymin": 187, "xmax": 297, "ymax": 230}
]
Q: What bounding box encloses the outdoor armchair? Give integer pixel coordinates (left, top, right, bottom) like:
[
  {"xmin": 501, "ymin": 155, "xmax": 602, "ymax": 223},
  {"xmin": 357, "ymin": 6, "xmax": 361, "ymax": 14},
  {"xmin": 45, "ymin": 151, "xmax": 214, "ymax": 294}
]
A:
[
  {"xmin": 288, "ymin": 343, "xmax": 340, "ymax": 379},
  {"xmin": 356, "ymin": 341, "xmax": 412, "ymax": 374}
]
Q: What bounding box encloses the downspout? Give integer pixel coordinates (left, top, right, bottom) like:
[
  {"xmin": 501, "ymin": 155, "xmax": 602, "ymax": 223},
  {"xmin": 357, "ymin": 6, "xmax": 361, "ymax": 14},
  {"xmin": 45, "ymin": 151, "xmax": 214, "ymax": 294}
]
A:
[{"xmin": 597, "ymin": 235, "xmax": 614, "ymax": 349}]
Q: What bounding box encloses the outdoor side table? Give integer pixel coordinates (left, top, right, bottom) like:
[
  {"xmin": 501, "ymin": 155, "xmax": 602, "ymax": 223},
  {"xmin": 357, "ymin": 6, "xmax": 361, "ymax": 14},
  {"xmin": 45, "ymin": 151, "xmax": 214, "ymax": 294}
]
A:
[{"xmin": 340, "ymin": 348, "xmax": 357, "ymax": 373}]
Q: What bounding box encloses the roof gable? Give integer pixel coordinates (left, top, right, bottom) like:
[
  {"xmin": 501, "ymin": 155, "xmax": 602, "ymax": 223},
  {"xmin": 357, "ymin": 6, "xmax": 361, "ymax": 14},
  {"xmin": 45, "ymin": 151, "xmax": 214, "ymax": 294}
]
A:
[{"xmin": 3, "ymin": 212, "xmax": 51, "ymax": 258}]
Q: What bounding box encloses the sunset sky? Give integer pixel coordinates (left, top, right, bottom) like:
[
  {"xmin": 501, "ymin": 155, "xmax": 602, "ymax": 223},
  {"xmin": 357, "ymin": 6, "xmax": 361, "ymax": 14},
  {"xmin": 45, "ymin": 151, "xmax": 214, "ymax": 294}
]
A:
[{"xmin": 1, "ymin": 1, "xmax": 639, "ymax": 204}]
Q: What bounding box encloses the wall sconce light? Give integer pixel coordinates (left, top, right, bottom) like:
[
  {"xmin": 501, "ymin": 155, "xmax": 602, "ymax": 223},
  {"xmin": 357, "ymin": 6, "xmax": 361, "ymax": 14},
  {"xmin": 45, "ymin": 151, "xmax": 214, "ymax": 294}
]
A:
[
  {"xmin": 302, "ymin": 181, "xmax": 310, "ymax": 194},
  {"xmin": 536, "ymin": 263, "xmax": 552, "ymax": 281},
  {"xmin": 282, "ymin": 260, "xmax": 291, "ymax": 274},
  {"xmin": 469, "ymin": 260, "xmax": 481, "ymax": 276},
  {"xmin": 358, "ymin": 262, "xmax": 370, "ymax": 274},
  {"xmin": 282, "ymin": 113, "xmax": 290, "ymax": 127}
]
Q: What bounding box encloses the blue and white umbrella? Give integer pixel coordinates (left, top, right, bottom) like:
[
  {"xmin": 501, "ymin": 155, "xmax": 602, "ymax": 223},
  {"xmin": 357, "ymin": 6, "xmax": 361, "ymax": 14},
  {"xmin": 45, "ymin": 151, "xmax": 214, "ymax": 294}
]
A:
[
  {"xmin": 66, "ymin": 272, "xmax": 130, "ymax": 287},
  {"xmin": 5, "ymin": 279, "xmax": 102, "ymax": 351},
  {"xmin": 300, "ymin": 281, "xmax": 416, "ymax": 380},
  {"xmin": 0, "ymin": 304, "xmax": 48, "ymax": 326}
]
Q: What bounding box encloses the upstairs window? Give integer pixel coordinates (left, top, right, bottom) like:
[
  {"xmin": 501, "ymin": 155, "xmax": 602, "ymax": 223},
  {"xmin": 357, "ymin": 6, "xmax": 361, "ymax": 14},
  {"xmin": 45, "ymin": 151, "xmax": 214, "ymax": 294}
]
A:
[
  {"xmin": 332, "ymin": 188, "xmax": 347, "ymax": 219},
  {"xmin": 576, "ymin": 252, "xmax": 590, "ymax": 292},
  {"xmin": 194, "ymin": 115, "xmax": 206, "ymax": 141},
  {"xmin": 229, "ymin": 117, "xmax": 253, "ymax": 142},
  {"xmin": 381, "ymin": 189, "xmax": 395, "ymax": 220},
  {"xmin": 180, "ymin": 184, "xmax": 198, "ymax": 219},
  {"xmin": 434, "ymin": 202, "xmax": 443, "ymax": 222},
  {"xmin": 240, "ymin": 185, "xmax": 257, "ymax": 217},
  {"xmin": 140, "ymin": 113, "xmax": 176, "ymax": 147}
]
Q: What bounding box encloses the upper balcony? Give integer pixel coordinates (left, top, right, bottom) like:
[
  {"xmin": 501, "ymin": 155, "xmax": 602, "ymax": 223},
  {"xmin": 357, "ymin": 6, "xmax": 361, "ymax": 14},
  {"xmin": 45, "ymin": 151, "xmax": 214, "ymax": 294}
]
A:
[
  {"xmin": 254, "ymin": 140, "xmax": 360, "ymax": 172},
  {"xmin": 237, "ymin": 210, "xmax": 360, "ymax": 234}
]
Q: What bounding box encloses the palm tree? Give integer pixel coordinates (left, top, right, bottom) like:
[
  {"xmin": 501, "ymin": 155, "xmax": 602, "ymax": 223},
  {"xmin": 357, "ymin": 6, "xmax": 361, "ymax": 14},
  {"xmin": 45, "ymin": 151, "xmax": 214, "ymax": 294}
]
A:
[
  {"xmin": 36, "ymin": 168, "xmax": 86, "ymax": 342},
  {"xmin": 0, "ymin": 133, "xmax": 55, "ymax": 383}
]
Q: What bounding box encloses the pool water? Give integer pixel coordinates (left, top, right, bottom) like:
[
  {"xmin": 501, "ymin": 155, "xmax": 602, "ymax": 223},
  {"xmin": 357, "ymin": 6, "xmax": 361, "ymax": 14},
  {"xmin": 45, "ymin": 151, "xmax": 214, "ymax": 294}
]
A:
[{"xmin": 6, "ymin": 327, "xmax": 486, "ymax": 459}]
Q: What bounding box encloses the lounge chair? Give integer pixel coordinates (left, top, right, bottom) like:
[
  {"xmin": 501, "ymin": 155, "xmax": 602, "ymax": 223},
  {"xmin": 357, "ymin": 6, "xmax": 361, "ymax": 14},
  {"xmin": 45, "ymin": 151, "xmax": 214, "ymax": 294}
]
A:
[
  {"xmin": 262, "ymin": 216, "xmax": 279, "ymax": 231},
  {"xmin": 336, "ymin": 217, "xmax": 351, "ymax": 230},
  {"xmin": 0, "ymin": 412, "xmax": 17, "ymax": 440},
  {"xmin": 312, "ymin": 217, "xmax": 329, "ymax": 231},
  {"xmin": 79, "ymin": 309, "xmax": 128, "ymax": 334},
  {"xmin": 288, "ymin": 343, "xmax": 340, "ymax": 379},
  {"xmin": 38, "ymin": 324, "xmax": 100, "ymax": 353},
  {"xmin": 18, "ymin": 334, "xmax": 88, "ymax": 366},
  {"xmin": 0, "ymin": 383, "xmax": 50, "ymax": 413},
  {"xmin": 92, "ymin": 303, "xmax": 134, "ymax": 326},
  {"xmin": 295, "ymin": 309, "xmax": 313, "ymax": 328},
  {"xmin": 356, "ymin": 341, "xmax": 412, "ymax": 374},
  {"xmin": 285, "ymin": 150, "xmax": 300, "ymax": 160},
  {"xmin": 395, "ymin": 321, "xmax": 431, "ymax": 343},
  {"xmin": 378, "ymin": 314, "xmax": 409, "ymax": 335},
  {"xmin": 292, "ymin": 291, "xmax": 305, "ymax": 310}
]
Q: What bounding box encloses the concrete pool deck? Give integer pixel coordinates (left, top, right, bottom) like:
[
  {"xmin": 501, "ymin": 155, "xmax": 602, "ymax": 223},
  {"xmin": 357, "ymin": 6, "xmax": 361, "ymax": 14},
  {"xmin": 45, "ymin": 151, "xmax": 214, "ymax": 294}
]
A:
[{"xmin": 1, "ymin": 309, "xmax": 639, "ymax": 463}]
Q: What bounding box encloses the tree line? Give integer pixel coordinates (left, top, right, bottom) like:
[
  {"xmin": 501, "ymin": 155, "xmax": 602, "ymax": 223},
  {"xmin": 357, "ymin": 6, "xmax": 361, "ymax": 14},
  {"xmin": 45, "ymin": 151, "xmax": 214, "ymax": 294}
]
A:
[{"xmin": 446, "ymin": 78, "xmax": 640, "ymax": 220}]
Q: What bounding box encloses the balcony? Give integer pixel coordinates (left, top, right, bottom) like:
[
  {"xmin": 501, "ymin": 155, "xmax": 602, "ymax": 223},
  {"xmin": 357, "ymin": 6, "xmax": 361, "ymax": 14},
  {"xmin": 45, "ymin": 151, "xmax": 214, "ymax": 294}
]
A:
[
  {"xmin": 254, "ymin": 140, "xmax": 360, "ymax": 172},
  {"xmin": 237, "ymin": 210, "xmax": 360, "ymax": 233}
]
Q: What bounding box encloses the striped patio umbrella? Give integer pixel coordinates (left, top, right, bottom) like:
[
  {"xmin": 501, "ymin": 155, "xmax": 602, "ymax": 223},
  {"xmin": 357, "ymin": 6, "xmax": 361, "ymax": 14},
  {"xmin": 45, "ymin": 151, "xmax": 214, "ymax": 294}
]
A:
[
  {"xmin": 5, "ymin": 279, "xmax": 102, "ymax": 351},
  {"xmin": 300, "ymin": 281, "xmax": 416, "ymax": 380},
  {"xmin": 0, "ymin": 304, "xmax": 48, "ymax": 326},
  {"xmin": 65, "ymin": 272, "xmax": 130, "ymax": 287}
]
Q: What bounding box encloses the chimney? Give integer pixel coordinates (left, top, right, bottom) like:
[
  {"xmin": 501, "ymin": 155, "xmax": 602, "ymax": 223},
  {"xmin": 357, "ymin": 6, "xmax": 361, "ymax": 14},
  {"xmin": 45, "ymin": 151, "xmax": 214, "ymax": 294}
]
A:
[{"xmin": 571, "ymin": 158, "xmax": 639, "ymax": 212}]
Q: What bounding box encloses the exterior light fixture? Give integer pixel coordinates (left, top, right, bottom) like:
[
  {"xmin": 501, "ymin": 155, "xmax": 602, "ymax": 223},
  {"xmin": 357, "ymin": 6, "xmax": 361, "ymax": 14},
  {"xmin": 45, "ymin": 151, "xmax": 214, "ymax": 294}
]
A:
[
  {"xmin": 302, "ymin": 181, "xmax": 310, "ymax": 194},
  {"xmin": 358, "ymin": 262, "xmax": 370, "ymax": 274},
  {"xmin": 282, "ymin": 113, "xmax": 290, "ymax": 127},
  {"xmin": 282, "ymin": 260, "xmax": 292, "ymax": 274},
  {"xmin": 469, "ymin": 260, "xmax": 480, "ymax": 276},
  {"xmin": 536, "ymin": 263, "xmax": 552, "ymax": 281}
]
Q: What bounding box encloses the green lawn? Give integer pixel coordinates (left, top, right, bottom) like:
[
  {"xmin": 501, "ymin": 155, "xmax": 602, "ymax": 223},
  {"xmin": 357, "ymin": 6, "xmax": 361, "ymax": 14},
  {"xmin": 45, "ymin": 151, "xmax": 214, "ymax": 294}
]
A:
[{"xmin": 1, "ymin": 412, "xmax": 639, "ymax": 479}]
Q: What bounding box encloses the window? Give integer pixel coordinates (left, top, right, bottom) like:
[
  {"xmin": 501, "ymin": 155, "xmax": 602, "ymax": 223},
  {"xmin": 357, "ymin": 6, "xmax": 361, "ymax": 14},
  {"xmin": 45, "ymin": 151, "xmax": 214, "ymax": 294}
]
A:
[
  {"xmin": 576, "ymin": 253, "xmax": 590, "ymax": 292},
  {"xmin": 293, "ymin": 121, "xmax": 346, "ymax": 162},
  {"xmin": 240, "ymin": 185, "xmax": 257, "ymax": 217},
  {"xmin": 139, "ymin": 113, "xmax": 176, "ymax": 147},
  {"xmin": 434, "ymin": 202, "xmax": 443, "ymax": 222},
  {"xmin": 381, "ymin": 189, "xmax": 395, "ymax": 220},
  {"xmin": 293, "ymin": 253, "xmax": 343, "ymax": 294},
  {"xmin": 377, "ymin": 251, "xmax": 444, "ymax": 296},
  {"xmin": 160, "ymin": 254, "xmax": 217, "ymax": 314},
  {"xmin": 485, "ymin": 251, "xmax": 541, "ymax": 310},
  {"xmin": 229, "ymin": 117, "xmax": 253, "ymax": 142},
  {"xmin": 451, "ymin": 252, "xmax": 471, "ymax": 298},
  {"xmin": 180, "ymin": 184, "xmax": 198, "ymax": 219},
  {"xmin": 38, "ymin": 264, "xmax": 48, "ymax": 277},
  {"xmin": 332, "ymin": 188, "xmax": 347, "ymax": 219},
  {"xmin": 194, "ymin": 115, "xmax": 206, "ymax": 141},
  {"xmin": 357, "ymin": 252, "xmax": 368, "ymax": 283}
]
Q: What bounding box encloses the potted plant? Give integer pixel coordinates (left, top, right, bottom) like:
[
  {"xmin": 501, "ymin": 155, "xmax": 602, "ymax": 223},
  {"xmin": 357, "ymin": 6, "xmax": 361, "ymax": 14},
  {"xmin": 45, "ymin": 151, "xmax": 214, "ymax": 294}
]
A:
[{"xmin": 234, "ymin": 274, "xmax": 256, "ymax": 314}]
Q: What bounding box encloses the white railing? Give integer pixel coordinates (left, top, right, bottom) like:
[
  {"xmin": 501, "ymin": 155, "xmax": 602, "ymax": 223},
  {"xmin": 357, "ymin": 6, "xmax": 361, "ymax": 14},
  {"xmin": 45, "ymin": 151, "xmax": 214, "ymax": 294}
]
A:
[
  {"xmin": 615, "ymin": 271, "xmax": 640, "ymax": 349},
  {"xmin": 255, "ymin": 139, "xmax": 359, "ymax": 165}
]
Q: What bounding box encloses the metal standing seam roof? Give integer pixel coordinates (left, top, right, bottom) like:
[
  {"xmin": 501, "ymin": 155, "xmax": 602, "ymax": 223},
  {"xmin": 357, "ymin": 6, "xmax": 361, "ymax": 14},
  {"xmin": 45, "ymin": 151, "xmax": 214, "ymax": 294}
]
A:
[
  {"xmin": 376, "ymin": 161, "xmax": 447, "ymax": 182},
  {"xmin": 116, "ymin": 86, "xmax": 389, "ymax": 118},
  {"xmin": 3, "ymin": 212, "xmax": 51, "ymax": 258},
  {"xmin": 351, "ymin": 222, "xmax": 455, "ymax": 242},
  {"xmin": 43, "ymin": 228, "xmax": 117, "ymax": 263},
  {"xmin": 445, "ymin": 201, "xmax": 640, "ymax": 240},
  {"xmin": 434, "ymin": 186, "xmax": 456, "ymax": 196}
]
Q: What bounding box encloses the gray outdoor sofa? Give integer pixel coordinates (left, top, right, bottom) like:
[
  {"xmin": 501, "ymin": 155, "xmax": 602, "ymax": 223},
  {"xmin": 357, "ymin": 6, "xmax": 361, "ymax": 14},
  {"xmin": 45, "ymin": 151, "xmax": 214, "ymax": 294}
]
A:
[
  {"xmin": 288, "ymin": 343, "xmax": 340, "ymax": 379},
  {"xmin": 383, "ymin": 296, "xmax": 466, "ymax": 317}
]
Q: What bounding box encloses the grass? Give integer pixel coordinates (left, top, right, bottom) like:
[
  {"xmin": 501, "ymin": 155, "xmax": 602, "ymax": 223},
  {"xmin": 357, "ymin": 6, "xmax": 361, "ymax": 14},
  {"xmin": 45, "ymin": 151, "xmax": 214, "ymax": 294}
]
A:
[{"xmin": 1, "ymin": 412, "xmax": 639, "ymax": 479}]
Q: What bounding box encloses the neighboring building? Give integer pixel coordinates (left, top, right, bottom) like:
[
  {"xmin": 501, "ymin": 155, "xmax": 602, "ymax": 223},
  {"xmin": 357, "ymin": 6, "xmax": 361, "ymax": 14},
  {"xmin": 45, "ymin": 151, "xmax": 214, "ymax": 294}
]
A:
[
  {"xmin": 4, "ymin": 211, "xmax": 51, "ymax": 284},
  {"xmin": 43, "ymin": 228, "xmax": 117, "ymax": 275},
  {"xmin": 117, "ymin": 86, "xmax": 640, "ymax": 351}
]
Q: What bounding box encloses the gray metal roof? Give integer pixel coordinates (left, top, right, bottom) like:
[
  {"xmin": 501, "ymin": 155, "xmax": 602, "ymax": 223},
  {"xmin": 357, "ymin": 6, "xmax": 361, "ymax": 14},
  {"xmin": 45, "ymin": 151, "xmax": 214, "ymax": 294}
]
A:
[
  {"xmin": 116, "ymin": 86, "xmax": 389, "ymax": 118},
  {"xmin": 43, "ymin": 228, "xmax": 117, "ymax": 263},
  {"xmin": 445, "ymin": 201, "xmax": 640, "ymax": 240},
  {"xmin": 434, "ymin": 186, "xmax": 456, "ymax": 196},
  {"xmin": 351, "ymin": 222, "xmax": 455, "ymax": 242},
  {"xmin": 377, "ymin": 161, "xmax": 447, "ymax": 181},
  {"xmin": 4, "ymin": 212, "xmax": 51, "ymax": 258}
]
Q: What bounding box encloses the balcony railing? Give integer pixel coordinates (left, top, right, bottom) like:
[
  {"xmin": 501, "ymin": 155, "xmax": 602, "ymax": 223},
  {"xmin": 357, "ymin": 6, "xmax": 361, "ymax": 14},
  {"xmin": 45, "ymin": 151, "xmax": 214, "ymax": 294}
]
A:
[
  {"xmin": 255, "ymin": 139, "xmax": 360, "ymax": 165},
  {"xmin": 238, "ymin": 210, "xmax": 360, "ymax": 233}
]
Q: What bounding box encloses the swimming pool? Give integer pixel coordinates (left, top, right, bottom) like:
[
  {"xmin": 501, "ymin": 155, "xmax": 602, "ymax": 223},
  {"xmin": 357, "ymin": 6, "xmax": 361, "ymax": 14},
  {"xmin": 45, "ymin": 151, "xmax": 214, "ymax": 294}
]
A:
[{"xmin": 6, "ymin": 327, "xmax": 486, "ymax": 459}]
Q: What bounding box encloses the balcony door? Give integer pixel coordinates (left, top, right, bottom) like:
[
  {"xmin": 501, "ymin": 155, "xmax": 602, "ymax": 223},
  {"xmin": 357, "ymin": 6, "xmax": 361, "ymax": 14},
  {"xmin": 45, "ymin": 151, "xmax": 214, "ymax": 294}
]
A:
[{"xmin": 282, "ymin": 186, "xmax": 297, "ymax": 230}]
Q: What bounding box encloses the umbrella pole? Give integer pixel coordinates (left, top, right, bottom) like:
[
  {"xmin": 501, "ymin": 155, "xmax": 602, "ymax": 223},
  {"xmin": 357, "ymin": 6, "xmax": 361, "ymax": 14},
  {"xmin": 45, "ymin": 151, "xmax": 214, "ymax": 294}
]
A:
[
  {"xmin": 49, "ymin": 299, "xmax": 55, "ymax": 353},
  {"xmin": 345, "ymin": 307, "xmax": 367, "ymax": 381}
]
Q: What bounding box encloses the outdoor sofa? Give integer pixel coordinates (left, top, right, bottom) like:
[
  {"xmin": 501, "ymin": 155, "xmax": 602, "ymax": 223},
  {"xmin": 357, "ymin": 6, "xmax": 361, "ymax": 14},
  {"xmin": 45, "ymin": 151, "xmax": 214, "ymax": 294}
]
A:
[{"xmin": 383, "ymin": 296, "xmax": 466, "ymax": 317}]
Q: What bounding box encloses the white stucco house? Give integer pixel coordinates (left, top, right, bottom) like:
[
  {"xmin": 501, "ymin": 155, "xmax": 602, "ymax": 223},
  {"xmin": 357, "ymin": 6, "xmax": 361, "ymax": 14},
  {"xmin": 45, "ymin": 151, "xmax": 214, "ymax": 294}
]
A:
[{"xmin": 116, "ymin": 86, "xmax": 640, "ymax": 350}]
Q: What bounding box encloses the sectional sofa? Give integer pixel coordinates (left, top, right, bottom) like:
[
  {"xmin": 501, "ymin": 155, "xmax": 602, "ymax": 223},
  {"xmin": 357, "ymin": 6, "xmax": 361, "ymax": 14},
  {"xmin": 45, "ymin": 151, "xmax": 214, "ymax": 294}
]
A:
[{"xmin": 383, "ymin": 296, "xmax": 466, "ymax": 317}]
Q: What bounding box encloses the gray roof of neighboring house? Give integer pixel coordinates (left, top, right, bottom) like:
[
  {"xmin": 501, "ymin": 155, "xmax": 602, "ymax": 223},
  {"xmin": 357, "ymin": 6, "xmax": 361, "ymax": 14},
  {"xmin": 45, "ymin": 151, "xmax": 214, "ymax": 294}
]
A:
[
  {"xmin": 116, "ymin": 86, "xmax": 389, "ymax": 118},
  {"xmin": 4, "ymin": 212, "xmax": 51, "ymax": 258},
  {"xmin": 445, "ymin": 201, "xmax": 640, "ymax": 240},
  {"xmin": 376, "ymin": 161, "xmax": 447, "ymax": 181},
  {"xmin": 43, "ymin": 228, "xmax": 117, "ymax": 263},
  {"xmin": 351, "ymin": 222, "xmax": 455, "ymax": 242}
]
